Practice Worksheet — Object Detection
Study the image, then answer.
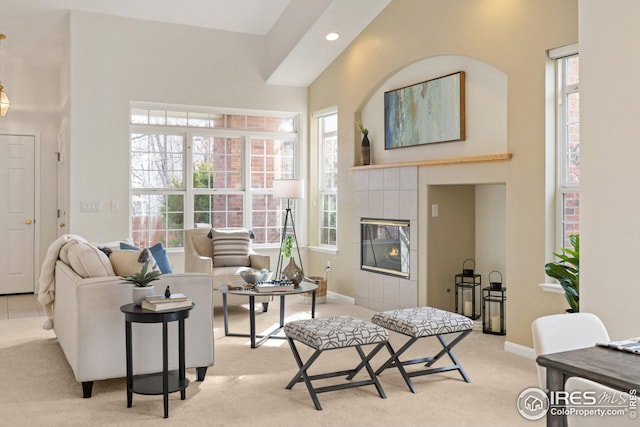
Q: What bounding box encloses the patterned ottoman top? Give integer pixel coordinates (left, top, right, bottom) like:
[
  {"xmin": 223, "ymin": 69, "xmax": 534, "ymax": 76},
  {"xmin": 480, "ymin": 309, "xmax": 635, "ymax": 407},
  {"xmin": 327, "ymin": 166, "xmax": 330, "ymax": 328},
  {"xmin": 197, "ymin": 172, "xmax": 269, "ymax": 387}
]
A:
[
  {"xmin": 372, "ymin": 307, "xmax": 473, "ymax": 337},
  {"xmin": 284, "ymin": 316, "xmax": 388, "ymax": 350}
]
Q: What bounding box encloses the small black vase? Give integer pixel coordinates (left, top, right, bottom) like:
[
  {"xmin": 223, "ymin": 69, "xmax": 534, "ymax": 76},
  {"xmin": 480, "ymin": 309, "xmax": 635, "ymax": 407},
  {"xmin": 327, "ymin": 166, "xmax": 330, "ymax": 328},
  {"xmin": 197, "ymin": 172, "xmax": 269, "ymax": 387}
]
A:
[{"xmin": 361, "ymin": 134, "xmax": 371, "ymax": 166}]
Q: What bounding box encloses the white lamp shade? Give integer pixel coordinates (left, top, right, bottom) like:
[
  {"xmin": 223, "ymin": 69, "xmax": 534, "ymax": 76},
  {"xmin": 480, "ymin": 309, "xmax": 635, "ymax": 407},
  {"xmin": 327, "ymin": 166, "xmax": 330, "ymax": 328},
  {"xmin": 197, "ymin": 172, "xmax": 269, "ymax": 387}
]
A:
[{"xmin": 273, "ymin": 179, "xmax": 304, "ymax": 199}]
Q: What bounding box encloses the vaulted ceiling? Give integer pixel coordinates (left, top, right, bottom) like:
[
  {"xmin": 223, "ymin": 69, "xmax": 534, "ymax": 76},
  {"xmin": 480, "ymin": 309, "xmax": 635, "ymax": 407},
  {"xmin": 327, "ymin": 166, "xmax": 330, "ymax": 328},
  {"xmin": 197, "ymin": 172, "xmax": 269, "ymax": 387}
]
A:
[{"xmin": 0, "ymin": 0, "xmax": 390, "ymax": 86}]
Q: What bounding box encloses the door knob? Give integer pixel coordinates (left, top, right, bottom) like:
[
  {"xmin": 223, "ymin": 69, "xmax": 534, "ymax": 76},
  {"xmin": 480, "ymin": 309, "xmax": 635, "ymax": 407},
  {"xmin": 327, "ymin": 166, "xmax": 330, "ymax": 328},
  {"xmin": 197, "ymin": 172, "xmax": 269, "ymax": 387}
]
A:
[
  {"xmin": 25, "ymin": 219, "xmax": 33, "ymax": 225},
  {"xmin": 59, "ymin": 223, "xmax": 66, "ymax": 228}
]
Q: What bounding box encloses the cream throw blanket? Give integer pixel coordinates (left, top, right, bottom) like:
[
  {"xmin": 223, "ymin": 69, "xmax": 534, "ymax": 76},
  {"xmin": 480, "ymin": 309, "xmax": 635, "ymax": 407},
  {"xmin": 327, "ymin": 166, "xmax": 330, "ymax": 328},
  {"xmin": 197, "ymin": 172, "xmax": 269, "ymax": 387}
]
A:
[{"xmin": 37, "ymin": 234, "xmax": 87, "ymax": 330}]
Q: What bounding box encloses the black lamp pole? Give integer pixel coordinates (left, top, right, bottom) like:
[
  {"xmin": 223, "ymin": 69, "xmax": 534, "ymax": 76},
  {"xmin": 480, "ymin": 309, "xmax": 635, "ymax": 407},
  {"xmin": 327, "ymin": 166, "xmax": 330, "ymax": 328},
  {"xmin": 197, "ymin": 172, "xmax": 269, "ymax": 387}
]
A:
[{"xmin": 275, "ymin": 198, "xmax": 304, "ymax": 281}]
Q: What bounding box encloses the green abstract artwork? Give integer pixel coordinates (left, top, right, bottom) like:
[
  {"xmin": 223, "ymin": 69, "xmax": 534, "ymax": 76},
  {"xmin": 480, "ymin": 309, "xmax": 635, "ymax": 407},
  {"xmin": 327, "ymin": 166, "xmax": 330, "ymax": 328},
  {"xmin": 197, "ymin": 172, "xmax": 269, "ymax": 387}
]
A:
[{"xmin": 385, "ymin": 71, "xmax": 465, "ymax": 149}]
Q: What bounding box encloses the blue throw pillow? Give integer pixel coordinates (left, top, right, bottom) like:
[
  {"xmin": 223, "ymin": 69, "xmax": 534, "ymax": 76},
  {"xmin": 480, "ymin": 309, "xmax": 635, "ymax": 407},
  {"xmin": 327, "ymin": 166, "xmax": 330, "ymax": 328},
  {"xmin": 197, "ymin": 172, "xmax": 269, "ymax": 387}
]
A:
[
  {"xmin": 119, "ymin": 242, "xmax": 138, "ymax": 251},
  {"xmin": 119, "ymin": 242, "xmax": 173, "ymax": 274}
]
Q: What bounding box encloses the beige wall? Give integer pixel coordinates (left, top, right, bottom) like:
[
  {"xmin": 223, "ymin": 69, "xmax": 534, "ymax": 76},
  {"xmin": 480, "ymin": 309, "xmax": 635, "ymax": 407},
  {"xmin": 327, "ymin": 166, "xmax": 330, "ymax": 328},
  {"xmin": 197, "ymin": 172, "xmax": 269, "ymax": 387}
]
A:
[
  {"xmin": 476, "ymin": 184, "xmax": 506, "ymax": 285},
  {"xmin": 308, "ymin": 0, "xmax": 577, "ymax": 347},
  {"xmin": 427, "ymin": 185, "xmax": 475, "ymax": 313},
  {"xmin": 579, "ymin": 0, "xmax": 640, "ymax": 339}
]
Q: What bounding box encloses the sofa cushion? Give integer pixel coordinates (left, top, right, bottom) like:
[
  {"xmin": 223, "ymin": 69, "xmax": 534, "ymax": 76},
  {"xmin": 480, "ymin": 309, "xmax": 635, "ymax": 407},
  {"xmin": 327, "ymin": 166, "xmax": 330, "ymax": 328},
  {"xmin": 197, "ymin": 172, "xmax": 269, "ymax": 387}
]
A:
[
  {"xmin": 209, "ymin": 229, "xmax": 251, "ymax": 267},
  {"xmin": 64, "ymin": 241, "xmax": 115, "ymax": 278},
  {"xmin": 120, "ymin": 242, "xmax": 173, "ymax": 274},
  {"xmin": 109, "ymin": 248, "xmax": 159, "ymax": 276}
]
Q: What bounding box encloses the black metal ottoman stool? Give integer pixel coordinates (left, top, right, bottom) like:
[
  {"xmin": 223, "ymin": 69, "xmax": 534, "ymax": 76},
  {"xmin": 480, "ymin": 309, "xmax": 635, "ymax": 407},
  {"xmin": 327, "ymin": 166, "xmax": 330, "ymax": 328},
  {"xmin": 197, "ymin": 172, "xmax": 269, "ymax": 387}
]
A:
[
  {"xmin": 284, "ymin": 315, "xmax": 389, "ymax": 410},
  {"xmin": 365, "ymin": 307, "xmax": 474, "ymax": 393}
]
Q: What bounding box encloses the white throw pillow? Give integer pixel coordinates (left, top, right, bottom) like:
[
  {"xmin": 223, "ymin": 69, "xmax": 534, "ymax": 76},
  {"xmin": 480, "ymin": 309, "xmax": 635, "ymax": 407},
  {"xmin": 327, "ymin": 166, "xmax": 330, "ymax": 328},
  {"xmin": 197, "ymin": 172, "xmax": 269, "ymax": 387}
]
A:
[
  {"xmin": 109, "ymin": 248, "xmax": 159, "ymax": 276},
  {"xmin": 210, "ymin": 228, "xmax": 251, "ymax": 267},
  {"xmin": 65, "ymin": 241, "xmax": 115, "ymax": 278}
]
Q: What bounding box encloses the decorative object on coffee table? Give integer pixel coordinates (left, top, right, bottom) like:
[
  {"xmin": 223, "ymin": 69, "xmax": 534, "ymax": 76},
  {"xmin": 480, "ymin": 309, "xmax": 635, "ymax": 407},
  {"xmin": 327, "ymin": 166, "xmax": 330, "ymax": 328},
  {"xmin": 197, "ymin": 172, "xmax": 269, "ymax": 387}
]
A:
[
  {"xmin": 120, "ymin": 260, "xmax": 162, "ymax": 306},
  {"xmin": 282, "ymin": 257, "xmax": 303, "ymax": 286},
  {"xmin": 238, "ymin": 267, "xmax": 272, "ymax": 284}
]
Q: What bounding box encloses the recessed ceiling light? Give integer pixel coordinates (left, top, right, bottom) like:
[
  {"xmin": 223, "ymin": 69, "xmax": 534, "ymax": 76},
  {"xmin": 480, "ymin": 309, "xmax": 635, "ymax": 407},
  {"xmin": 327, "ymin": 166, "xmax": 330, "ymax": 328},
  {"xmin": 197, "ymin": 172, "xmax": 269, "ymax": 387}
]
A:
[{"xmin": 325, "ymin": 32, "xmax": 340, "ymax": 41}]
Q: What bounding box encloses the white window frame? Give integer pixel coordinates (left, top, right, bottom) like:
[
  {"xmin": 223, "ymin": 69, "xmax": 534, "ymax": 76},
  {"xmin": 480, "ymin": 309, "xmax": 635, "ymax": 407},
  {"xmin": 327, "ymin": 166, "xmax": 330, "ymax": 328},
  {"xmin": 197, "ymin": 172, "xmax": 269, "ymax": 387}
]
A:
[
  {"xmin": 317, "ymin": 110, "xmax": 338, "ymax": 249},
  {"xmin": 550, "ymin": 45, "xmax": 579, "ymax": 250},
  {"xmin": 129, "ymin": 103, "xmax": 301, "ymax": 250}
]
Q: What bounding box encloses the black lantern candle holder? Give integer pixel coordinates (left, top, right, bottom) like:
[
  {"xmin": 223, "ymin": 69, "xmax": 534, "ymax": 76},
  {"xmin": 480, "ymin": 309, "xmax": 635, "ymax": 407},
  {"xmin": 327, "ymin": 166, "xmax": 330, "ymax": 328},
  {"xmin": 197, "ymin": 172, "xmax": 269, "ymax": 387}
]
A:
[
  {"xmin": 454, "ymin": 259, "xmax": 481, "ymax": 320},
  {"xmin": 482, "ymin": 271, "xmax": 506, "ymax": 335}
]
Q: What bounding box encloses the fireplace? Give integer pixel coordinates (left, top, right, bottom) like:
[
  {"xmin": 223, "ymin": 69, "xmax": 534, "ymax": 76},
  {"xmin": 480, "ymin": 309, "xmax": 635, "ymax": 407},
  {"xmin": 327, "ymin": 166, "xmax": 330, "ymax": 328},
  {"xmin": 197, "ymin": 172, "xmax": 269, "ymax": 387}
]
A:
[{"xmin": 360, "ymin": 218, "xmax": 410, "ymax": 278}]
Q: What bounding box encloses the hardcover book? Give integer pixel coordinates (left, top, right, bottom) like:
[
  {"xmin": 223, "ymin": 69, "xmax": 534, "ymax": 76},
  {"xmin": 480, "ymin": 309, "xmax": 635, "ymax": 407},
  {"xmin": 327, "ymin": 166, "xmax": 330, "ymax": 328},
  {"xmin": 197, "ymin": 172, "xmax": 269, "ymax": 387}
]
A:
[
  {"xmin": 254, "ymin": 281, "xmax": 295, "ymax": 293},
  {"xmin": 141, "ymin": 299, "xmax": 193, "ymax": 311},
  {"xmin": 145, "ymin": 293, "xmax": 188, "ymax": 304}
]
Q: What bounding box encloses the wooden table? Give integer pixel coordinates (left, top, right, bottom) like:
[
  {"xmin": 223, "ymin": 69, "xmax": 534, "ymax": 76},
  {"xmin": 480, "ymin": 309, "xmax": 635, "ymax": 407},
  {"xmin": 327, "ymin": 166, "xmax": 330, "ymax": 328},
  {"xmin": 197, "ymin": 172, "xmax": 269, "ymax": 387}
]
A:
[
  {"xmin": 536, "ymin": 346, "xmax": 640, "ymax": 427},
  {"xmin": 220, "ymin": 281, "xmax": 317, "ymax": 348}
]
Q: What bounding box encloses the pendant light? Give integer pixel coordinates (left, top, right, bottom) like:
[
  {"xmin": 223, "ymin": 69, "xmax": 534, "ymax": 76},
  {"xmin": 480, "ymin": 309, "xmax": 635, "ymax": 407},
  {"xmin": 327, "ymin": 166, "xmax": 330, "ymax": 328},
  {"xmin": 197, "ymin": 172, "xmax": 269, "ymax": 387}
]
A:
[{"xmin": 0, "ymin": 34, "xmax": 10, "ymax": 117}]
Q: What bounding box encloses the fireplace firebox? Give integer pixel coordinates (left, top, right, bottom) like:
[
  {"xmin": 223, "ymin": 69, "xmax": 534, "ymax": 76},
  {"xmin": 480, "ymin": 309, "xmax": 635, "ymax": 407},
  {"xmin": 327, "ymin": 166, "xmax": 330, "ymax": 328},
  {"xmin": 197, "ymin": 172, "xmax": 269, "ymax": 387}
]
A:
[{"xmin": 360, "ymin": 218, "xmax": 410, "ymax": 278}]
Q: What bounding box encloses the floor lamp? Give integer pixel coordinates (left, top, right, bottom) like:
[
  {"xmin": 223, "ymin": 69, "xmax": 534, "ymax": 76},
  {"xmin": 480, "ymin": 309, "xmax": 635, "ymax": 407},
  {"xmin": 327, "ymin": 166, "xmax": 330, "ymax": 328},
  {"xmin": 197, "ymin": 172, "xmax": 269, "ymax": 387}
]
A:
[{"xmin": 273, "ymin": 179, "xmax": 304, "ymax": 281}]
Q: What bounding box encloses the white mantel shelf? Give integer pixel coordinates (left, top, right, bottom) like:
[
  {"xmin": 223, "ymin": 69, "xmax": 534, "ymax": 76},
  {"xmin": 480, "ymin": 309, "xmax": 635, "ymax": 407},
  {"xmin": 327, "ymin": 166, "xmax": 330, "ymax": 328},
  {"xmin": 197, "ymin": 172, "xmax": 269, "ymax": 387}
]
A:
[{"xmin": 350, "ymin": 153, "xmax": 512, "ymax": 171}]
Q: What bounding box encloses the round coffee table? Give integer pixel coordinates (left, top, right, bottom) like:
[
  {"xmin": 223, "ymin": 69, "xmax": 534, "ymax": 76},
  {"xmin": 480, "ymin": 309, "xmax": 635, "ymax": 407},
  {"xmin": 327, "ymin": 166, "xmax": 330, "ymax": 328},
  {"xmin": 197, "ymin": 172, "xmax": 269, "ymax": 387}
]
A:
[{"xmin": 220, "ymin": 281, "xmax": 318, "ymax": 348}]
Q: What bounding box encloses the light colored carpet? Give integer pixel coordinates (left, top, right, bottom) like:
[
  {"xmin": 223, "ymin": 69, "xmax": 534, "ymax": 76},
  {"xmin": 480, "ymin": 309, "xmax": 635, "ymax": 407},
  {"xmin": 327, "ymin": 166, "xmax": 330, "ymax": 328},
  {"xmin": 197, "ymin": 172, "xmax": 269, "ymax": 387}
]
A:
[{"xmin": 0, "ymin": 296, "xmax": 542, "ymax": 427}]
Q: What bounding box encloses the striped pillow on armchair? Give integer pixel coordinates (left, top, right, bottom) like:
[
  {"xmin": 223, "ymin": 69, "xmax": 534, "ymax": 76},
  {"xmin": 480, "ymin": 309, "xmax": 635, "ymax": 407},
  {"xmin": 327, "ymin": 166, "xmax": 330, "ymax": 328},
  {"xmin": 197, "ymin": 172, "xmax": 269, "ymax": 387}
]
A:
[{"xmin": 208, "ymin": 228, "xmax": 253, "ymax": 267}]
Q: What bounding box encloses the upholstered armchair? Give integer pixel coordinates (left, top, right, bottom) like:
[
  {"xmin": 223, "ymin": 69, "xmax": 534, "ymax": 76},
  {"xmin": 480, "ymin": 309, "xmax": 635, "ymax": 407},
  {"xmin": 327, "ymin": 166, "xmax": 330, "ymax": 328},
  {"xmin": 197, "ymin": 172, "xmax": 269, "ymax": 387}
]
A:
[{"xmin": 184, "ymin": 227, "xmax": 272, "ymax": 312}]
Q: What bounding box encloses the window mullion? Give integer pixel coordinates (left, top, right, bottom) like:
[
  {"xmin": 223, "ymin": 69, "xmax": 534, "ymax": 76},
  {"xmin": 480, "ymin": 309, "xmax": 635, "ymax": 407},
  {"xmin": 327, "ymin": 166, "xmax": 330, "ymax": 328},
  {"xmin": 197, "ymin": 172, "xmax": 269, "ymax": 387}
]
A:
[
  {"xmin": 185, "ymin": 131, "xmax": 194, "ymax": 230},
  {"xmin": 243, "ymin": 135, "xmax": 251, "ymax": 230}
]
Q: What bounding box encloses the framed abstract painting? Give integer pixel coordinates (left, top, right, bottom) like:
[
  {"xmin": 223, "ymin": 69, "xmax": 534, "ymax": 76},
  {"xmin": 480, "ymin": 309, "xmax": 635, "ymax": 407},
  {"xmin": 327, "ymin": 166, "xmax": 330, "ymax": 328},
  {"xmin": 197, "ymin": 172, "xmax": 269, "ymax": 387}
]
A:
[{"xmin": 384, "ymin": 71, "xmax": 465, "ymax": 149}]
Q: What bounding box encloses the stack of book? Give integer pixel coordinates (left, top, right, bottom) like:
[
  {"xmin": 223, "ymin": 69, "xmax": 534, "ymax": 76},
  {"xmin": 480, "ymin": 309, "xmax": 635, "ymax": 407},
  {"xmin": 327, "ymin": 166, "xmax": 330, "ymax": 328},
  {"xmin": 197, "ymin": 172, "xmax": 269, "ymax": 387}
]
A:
[
  {"xmin": 141, "ymin": 293, "xmax": 193, "ymax": 311},
  {"xmin": 254, "ymin": 281, "xmax": 295, "ymax": 293}
]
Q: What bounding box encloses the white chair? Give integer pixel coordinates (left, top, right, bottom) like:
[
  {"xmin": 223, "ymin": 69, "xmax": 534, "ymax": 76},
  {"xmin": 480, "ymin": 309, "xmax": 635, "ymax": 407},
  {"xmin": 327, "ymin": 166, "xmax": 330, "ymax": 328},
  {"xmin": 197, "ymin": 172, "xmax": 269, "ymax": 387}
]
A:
[
  {"xmin": 565, "ymin": 377, "xmax": 634, "ymax": 427},
  {"xmin": 184, "ymin": 227, "xmax": 271, "ymax": 311},
  {"xmin": 531, "ymin": 313, "xmax": 610, "ymax": 389}
]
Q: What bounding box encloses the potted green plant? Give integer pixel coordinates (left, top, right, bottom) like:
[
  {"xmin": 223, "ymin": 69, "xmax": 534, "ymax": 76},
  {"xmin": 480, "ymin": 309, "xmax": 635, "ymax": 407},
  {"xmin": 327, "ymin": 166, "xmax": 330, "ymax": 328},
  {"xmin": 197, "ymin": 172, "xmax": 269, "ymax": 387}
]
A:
[
  {"xmin": 121, "ymin": 261, "xmax": 163, "ymax": 306},
  {"xmin": 544, "ymin": 234, "xmax": 579, "ymax": 313},
  {"xmin": 281, "ymin": 234, "xmax": 294, "ymax": 260}
]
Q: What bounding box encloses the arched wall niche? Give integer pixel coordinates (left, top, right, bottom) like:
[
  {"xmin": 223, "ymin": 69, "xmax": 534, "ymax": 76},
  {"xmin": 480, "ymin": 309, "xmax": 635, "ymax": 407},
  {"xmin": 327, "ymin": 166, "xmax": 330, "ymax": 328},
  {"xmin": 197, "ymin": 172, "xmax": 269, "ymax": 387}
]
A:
[{"xmin": 358, "ymin": 55, "xmax": 508, "ymax": 166}]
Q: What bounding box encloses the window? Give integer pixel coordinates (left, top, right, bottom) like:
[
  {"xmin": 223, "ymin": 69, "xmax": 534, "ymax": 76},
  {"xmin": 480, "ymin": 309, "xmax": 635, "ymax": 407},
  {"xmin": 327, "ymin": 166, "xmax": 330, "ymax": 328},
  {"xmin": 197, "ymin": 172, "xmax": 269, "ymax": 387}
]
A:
[
  {"xmin": 556, "ymin": 53, "xmax": 580, "ymax": 248},
  {"xmin": 318, "ymin": 112, "xmax": 338, "ymax": 247},
  {"xmin": 130, "ymin": 105, "xmax": 299, "ymax": 249}
]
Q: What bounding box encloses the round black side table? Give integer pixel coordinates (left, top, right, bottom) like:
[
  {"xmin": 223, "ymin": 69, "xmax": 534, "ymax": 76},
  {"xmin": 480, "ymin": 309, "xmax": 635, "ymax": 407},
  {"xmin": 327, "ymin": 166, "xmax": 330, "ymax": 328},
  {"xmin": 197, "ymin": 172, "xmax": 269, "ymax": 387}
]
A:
[{"xmin": 120, "ymin": 303, "xmax": 193, "ymax": 418}]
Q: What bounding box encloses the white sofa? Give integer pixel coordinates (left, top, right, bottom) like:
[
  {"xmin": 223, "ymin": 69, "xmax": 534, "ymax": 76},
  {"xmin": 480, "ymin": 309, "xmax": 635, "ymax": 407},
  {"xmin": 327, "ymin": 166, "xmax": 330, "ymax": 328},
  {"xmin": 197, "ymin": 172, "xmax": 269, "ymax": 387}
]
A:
[
  {"xmin": 53, "ymin": 259, "xmax": 214, "ymax": 398},
  {"xmin": 184, "ymin": 227, "xmax": 271, "ymax": 311}
]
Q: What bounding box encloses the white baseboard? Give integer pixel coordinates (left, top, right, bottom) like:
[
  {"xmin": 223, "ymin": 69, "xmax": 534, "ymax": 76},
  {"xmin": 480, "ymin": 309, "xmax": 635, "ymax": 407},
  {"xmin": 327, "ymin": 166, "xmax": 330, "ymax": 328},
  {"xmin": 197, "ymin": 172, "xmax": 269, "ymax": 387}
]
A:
[
  {"xmin": 327, "ymin": 290, "xmax": 354, "ymax": 304},
  {"xmin": 505, "ymin": 340, "xmax": 536, "ymax": 360}
]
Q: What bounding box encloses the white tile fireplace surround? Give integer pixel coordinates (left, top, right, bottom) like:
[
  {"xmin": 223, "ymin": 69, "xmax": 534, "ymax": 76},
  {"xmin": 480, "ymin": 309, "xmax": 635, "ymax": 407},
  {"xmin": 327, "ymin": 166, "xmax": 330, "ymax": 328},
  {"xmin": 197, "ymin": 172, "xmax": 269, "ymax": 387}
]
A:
[{"xmin": 354, "ymin": 166, "xmax": 418, "ymax": 311}]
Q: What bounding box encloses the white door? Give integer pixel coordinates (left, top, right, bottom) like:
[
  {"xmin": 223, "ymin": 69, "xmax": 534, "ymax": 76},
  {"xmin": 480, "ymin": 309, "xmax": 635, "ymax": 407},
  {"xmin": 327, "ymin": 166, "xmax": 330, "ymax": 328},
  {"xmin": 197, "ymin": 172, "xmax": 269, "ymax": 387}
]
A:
[
  {"xmin": 0, "ymin": 134, "xmax": 36, "ymax": 294},
  {"xmin": 57, "ymin": 126, "xmax": 68, "ymax": 237}
]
